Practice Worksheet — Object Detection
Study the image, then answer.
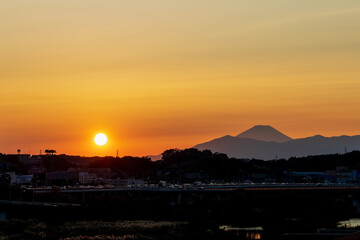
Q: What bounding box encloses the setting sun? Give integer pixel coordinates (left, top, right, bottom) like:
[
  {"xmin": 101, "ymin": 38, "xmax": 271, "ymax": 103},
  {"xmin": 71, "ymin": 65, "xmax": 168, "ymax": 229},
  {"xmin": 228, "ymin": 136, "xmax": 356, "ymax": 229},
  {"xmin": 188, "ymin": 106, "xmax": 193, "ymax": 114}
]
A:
[{"xmin": 94, "ymin": 133, "xmax": 107, "ymax": 146}]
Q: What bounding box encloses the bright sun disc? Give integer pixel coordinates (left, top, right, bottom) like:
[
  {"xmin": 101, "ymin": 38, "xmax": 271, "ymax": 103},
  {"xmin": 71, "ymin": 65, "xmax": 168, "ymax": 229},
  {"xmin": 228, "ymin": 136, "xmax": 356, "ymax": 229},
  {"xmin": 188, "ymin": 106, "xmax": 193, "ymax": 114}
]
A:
[{"xmin": 95, "ymin": 133, "xmax": 107, "ymax": 146}]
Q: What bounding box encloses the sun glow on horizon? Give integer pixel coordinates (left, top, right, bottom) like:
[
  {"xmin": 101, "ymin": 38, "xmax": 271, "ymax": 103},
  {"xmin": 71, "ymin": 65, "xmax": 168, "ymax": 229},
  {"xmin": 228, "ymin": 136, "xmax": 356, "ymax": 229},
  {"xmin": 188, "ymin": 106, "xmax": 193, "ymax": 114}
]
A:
[{"xmin": 94, "ymin": 133, "xmax": 107, "ymax": 146}]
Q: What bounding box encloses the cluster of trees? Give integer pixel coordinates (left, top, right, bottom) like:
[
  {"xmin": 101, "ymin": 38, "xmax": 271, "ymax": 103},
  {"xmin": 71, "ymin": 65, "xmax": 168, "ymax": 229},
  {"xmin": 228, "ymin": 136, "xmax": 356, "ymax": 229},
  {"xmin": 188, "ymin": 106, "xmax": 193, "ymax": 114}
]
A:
[
  {"xmin": 2, "ymin": 149, "xmax": 360, "ymax": 183},
  {"xmin": 86, "ymin": 148, "xmax": 360, "ymax": 183},
  {"xmin": 275, "ymin": 151, "xmax": 360, "ymax": 171},
  {"xmin": 89, "ymin": 156, "xmax": 152, "ymax": 178}
]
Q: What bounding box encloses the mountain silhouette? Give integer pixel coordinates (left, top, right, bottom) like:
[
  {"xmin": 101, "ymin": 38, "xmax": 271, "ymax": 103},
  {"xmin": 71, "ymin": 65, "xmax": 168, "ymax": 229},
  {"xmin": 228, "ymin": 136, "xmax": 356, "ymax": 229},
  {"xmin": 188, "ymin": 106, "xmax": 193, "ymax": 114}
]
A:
[
  {"xmin": 193, "ymin": 126, "xmax": 360, "ymax": 160},
  {"xmin": 237, "ymin": 125, "xmax": 292, "ymax": 143}
]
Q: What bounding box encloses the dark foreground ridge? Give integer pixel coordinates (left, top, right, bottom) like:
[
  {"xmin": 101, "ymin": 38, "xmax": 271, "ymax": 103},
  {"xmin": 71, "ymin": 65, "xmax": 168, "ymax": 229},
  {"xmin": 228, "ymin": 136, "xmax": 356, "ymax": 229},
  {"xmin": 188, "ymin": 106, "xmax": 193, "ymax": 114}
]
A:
[{"xmin": 1, "ymin": 149, "xmax": 360, "ymax": 239}]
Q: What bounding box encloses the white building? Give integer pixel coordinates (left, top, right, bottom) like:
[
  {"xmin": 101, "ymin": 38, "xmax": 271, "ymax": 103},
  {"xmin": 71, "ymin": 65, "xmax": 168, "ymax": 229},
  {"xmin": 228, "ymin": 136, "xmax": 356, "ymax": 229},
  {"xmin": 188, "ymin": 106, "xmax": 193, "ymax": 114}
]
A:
[
  {"xmin": 78, "ymin": 172, "xmax": 97, "ymax": 184},
  {"xmin": 15, "ymin": 175, "xmax": 33, "ymax": 185}
]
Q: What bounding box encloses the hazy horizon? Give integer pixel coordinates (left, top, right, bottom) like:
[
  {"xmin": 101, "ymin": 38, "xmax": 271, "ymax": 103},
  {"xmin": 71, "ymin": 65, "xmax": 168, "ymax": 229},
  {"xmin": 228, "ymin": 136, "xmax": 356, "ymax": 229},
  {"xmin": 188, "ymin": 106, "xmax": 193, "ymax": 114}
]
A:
[
  {"xmin": 2, "ymin": 124, "xmax": 360, "ymax": 157},
  {"xmin": 1, "ymin": 1, "xmax": 360, "ymax": 156}
]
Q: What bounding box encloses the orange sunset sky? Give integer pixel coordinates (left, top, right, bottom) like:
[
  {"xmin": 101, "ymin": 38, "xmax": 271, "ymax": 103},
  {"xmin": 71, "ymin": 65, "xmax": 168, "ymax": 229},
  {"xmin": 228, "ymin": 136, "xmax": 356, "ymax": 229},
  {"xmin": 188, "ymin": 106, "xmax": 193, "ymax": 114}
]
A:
[{"xmin": 1, "ymin": 1, "xmax": 360, "ymax": 157}]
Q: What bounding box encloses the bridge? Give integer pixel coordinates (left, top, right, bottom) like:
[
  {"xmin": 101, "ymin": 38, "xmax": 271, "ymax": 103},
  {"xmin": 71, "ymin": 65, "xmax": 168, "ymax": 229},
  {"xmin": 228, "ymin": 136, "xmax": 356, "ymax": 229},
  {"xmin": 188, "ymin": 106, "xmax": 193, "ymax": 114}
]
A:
[
  {"xmin": 30, "ymin": 183, "xmax": 360, "ymax": 193},
  {"xmin": 3, "ymin": 183, "xmax": 360, "ymax": 207}
]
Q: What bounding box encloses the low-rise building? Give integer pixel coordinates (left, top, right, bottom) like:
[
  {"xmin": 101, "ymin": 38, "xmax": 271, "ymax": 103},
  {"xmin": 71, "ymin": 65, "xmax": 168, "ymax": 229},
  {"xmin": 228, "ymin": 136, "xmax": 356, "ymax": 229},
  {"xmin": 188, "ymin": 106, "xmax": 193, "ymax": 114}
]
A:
[
  {"xmin": 15, "ymin": 175, "xmax": 33, "ymax": 185},
  {"xmin": 47, "ymin": 171, "xmax": 77, "ymax": 186},
  {"xmin": 325, "ymin": 167, "xmax": 359, "ymax": 184},
  {"xmin": 78, "ymin": 172, "xmax": 97, "ymax": 184}
]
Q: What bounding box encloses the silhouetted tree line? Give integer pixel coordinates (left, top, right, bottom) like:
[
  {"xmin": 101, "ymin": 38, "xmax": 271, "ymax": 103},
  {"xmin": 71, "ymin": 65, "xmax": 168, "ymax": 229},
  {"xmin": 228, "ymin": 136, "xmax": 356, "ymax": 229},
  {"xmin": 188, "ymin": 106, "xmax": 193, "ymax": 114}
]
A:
[
  {"xmin": 84, "ymin": 148, "xmax": 360, "ymax": 183},
  {"xmin": 1, "ymin": 149, "xmax": 360, "ymax": 182},
  {"xmin": 89, "ymin": 156, "xmax": 152, "ymax": 178},
  {"xmin": 42, "ymin": 154, "xmax": 73, "ymax": 171},
  {"xmin": 273, "ymin": 150, "xmax": 360, "ymax": 172},
  {"xmin": 156, "ymin": 149, "xmax": 360, "ymax": 182}
]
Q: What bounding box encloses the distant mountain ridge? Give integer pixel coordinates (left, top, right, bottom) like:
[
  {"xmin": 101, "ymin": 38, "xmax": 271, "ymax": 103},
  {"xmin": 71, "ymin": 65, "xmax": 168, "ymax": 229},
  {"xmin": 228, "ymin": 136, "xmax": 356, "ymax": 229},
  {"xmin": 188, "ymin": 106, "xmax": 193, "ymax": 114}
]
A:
[
  {"xmin": 236, "ymin": 125, "xmax": 292, "ymax": 143},
  {"xmin": 193, "ymin": 126, "xmax": 360, "ymax": 160}
]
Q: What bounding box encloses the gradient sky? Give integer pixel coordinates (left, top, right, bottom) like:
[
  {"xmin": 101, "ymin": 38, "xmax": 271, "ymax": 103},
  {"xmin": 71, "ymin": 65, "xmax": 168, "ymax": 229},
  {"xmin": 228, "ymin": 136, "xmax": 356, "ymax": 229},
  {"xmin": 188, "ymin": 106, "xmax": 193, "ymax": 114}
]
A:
[{"xmin": 1, "ymin": 0, "xmax": 360, "ymax": 156}]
